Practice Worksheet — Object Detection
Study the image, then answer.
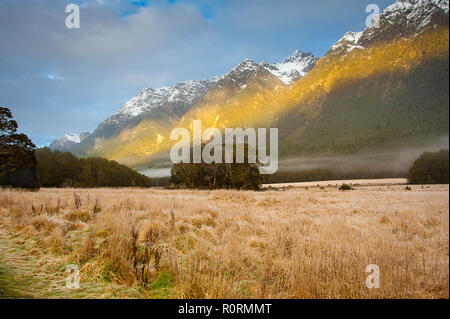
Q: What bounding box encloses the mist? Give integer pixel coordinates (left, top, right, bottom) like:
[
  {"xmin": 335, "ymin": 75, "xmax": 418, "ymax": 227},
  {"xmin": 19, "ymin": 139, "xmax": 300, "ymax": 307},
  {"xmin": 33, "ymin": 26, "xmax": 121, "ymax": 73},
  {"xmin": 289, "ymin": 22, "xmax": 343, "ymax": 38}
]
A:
[
  {"xmin": 140, "ymin": 136, "xmax": 449, "ymax": 180},
  {"xmin": 277, "ymin": 136, "xmax": 449, "ymax": 176}
]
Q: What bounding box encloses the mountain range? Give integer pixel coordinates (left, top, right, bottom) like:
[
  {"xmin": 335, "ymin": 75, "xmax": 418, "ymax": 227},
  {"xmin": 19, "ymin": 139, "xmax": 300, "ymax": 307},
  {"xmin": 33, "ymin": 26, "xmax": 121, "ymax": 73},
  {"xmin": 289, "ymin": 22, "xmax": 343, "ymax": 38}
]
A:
[{"xmin": 51, "ymin": 0, "xmax": 449, "ymax": 175}]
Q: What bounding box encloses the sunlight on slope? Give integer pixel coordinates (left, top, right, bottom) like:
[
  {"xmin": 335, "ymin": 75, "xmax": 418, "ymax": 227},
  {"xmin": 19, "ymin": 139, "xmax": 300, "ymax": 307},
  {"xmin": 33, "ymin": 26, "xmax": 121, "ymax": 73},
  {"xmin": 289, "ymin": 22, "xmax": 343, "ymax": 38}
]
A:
[{"xmin": 94, "ymin": 27, "xmax": 449, "ymax": 167}]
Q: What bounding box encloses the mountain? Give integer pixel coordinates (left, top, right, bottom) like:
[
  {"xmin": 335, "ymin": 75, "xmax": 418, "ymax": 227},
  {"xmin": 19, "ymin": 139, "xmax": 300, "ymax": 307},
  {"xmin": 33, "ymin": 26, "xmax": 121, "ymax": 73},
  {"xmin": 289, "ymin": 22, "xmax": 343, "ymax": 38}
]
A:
[
  {"xmin": 53, "ymin": 50, "xmax": 318, "ymax": 163},
  {"xmin": 49, "ymin": 132, "xmax": 90, "ymax": 152},
  {"xmin": 175, "ymin": 0, "xmax": 448, "ymax": 152},
  {"xmin": 263, "ymin": 50, "xmax": 318, "ymax": 84},
  {"xmin": 276, "ymin": 0, "xmax": 449, "ymax": 156},
  {"xmin": 69, "ymin": 79, "xmax": 216, "ymax": 156},
  {"xmin": 164, "ymin": 0, "xmax": 448, "ymax": 169},
  {"xmin": 53, "ymin": 0, "xmax": 449, "ymax": 174}
]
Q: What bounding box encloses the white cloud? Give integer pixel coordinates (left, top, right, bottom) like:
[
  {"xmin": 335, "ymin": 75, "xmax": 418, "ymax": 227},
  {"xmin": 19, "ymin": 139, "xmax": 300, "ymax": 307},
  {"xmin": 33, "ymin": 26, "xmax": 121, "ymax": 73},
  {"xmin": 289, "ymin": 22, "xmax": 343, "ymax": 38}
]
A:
[{"xmin": 48, "ymin": 74, "xmax": 64, "ymax": 81}]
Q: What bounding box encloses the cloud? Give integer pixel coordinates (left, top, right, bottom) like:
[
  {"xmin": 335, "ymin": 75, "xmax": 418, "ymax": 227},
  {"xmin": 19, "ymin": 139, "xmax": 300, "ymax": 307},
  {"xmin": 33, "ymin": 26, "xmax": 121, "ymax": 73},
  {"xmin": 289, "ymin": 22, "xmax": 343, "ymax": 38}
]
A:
[{"xmin": 48, "ymin": 74, "xmax": 64, "ymax": 81}]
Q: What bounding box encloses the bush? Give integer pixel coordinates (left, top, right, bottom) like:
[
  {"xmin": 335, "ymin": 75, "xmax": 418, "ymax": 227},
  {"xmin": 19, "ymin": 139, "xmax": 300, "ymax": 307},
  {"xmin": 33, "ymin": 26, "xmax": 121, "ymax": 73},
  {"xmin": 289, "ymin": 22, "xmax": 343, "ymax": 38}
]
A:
[
  {"xmin": 339, "ymin": 183, "xmax": 353, "ymax": 191},
  {"xmin": 407, "ymin": 149, "xmax": 449, "ymax": 184}
]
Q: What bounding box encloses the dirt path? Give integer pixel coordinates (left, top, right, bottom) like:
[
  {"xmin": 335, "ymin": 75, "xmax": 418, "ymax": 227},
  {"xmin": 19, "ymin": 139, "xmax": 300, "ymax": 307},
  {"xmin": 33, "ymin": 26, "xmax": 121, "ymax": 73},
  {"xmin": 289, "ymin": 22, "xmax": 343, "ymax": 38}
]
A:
[{"xmin": 0, "ymin": 228, "xmax": 140, "ymax": 299}]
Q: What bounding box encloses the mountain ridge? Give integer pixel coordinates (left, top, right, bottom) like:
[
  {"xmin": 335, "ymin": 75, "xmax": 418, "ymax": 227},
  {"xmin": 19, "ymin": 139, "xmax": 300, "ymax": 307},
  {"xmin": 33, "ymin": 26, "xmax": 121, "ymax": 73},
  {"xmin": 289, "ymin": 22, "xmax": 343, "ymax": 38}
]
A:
[{"xmin": 53, "ymin": 50, "xmax": 318, "ymax": 153}]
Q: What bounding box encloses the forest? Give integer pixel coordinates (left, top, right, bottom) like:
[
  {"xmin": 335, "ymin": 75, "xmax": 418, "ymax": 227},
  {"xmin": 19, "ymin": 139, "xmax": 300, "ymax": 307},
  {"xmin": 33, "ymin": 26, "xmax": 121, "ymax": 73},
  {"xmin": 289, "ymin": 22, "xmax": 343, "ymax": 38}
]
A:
[{"xmin": 35, "ymin": 148, "xmax": 152, "ymax": 188}]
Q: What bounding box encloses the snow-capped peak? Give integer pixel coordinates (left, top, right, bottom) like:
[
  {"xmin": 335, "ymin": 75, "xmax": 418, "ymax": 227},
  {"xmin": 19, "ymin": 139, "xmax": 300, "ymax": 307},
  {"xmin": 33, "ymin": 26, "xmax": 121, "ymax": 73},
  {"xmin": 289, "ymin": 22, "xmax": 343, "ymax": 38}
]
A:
[
  {"xmin": 120, "ymin": 87, "xmax": 170, "ymax": 117},
  {"xmin": 331, "ymin": 31, "xmax": 365, "ymax": 54},
  {"xmin": 330, "ymin": 0, "xmax": 449, "ymax": 55},
  {"xmin": 283, "ymin": 50, "xmax": 316, "ymax": 64},
  {"xmin": 64, "ymin": 133, "xmax": 83, "ymax": 143},
  {"xmin": 384, "ymin": 0, "xmax": 448, "ymax": 20},
  {"xmin": 264, "ymin": 50, "xmax": 318, "ymax": 84},
  {"xmin": 49, "ymin": 132, "xmax": 90, "ymax": 151},
  {"xmin": 225, "ymin": 59, "xmax": 260, "ymax": 78},
  {"xmin": 218, "ymin": 52, "xmax": 318, "ymax": 87},
  {"xmin": 382, "ymin": 0, "xmax": 449, "ymax": 29}
]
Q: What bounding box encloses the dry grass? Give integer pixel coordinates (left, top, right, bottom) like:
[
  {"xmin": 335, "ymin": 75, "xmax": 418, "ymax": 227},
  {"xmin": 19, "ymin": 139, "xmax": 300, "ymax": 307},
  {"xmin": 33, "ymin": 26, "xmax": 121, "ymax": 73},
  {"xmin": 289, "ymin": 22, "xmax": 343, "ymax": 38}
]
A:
[{"xmin": 0, "ymin": 184, "xmax": 448, "ymax": 299}]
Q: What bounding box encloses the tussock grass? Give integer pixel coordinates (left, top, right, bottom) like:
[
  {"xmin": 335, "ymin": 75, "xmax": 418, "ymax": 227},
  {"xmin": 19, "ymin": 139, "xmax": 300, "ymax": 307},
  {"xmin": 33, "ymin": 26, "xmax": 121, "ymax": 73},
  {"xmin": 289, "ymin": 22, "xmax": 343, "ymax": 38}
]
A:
[{"xmin": 0, "ymin": 185, "xmax": 448, "ymax": 298}]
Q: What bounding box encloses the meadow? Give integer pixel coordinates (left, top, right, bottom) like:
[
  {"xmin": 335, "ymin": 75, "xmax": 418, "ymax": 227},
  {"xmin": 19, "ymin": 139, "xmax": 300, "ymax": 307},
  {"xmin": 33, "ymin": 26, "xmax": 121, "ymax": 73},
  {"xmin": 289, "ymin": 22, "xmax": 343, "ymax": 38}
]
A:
[{"xmin": 0, "ymin": 183, "xmax": 448, "ymax": 299}]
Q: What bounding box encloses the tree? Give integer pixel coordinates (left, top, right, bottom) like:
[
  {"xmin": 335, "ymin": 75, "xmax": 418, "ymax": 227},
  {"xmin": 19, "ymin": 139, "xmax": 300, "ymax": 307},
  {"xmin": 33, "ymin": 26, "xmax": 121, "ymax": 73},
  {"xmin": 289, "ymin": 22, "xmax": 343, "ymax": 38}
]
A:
[
  {"xmin": 407, "ymin": 149, "xmax": 449, "ymax": 184},
  {"xmin": 0, "ymin": 107, "xmax": 40, "ymax": 188},
  {"xmin": 169, "ymin": 143, "xmax": 262, "ymax": 190}
]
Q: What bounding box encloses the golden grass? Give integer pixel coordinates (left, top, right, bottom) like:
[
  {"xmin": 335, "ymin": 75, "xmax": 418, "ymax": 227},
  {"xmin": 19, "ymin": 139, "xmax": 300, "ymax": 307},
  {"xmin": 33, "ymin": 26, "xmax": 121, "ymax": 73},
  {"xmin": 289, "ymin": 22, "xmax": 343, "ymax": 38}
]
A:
[{"xmin": 0, "ymin": 184, "xmax": 448, "ymax": 299}]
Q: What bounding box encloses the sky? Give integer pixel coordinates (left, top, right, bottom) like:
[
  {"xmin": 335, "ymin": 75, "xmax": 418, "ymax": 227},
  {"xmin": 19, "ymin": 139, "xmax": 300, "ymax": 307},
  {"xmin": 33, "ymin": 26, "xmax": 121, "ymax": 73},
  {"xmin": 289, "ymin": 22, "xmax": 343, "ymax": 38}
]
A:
[{"xmin": 0, "ymin": 0, "xmax": 394, "ymax": 146}]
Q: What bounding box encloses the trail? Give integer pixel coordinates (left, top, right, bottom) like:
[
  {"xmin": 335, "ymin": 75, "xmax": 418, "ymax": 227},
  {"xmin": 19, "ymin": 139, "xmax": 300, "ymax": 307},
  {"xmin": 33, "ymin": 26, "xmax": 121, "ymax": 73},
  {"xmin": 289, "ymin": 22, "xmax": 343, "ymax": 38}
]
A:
[
  {"xmin": 0, "ymin": 228, "xmax": 140, "ymax": 299},
  {"xmin": 0, "ymin": 228, "xmax": 71, "ymax": 298}
]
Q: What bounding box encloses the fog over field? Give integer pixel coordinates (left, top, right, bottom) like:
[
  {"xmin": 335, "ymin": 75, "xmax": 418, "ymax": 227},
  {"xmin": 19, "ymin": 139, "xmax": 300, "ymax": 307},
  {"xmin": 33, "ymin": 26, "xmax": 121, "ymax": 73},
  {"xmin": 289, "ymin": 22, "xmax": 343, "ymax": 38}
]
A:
[
  {"xmin": 140, "ymin": 136, "xmax": 449, "ymax": 178},
  {"xmin": 278, "ymin": 136, "xmax": 450, "ymax": 174}
]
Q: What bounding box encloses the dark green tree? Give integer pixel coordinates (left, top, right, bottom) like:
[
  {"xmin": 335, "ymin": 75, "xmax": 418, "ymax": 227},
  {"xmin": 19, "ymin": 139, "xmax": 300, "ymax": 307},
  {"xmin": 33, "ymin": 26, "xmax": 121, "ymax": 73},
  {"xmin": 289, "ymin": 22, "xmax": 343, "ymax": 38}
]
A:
[
  {"xmin": 0, "ymin": 107, "xmax": 40, "ymax": 188},
  {"xmin": 407, "ymin": 149, "xmax": 449, "ymax": 184}
]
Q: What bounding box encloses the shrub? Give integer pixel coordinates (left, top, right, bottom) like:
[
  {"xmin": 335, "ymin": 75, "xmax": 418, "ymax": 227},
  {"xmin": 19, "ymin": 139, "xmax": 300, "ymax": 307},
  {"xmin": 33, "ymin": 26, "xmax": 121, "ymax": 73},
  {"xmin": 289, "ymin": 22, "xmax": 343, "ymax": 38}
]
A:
[{"xmin": 339, "ymin": 183, "xmax": 353, "ymax": 191}]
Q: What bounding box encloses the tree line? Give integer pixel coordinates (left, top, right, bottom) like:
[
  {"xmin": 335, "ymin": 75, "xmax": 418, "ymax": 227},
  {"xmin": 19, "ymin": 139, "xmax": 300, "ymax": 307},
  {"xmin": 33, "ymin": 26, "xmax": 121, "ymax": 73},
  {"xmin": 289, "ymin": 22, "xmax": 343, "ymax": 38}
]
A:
[
  {"xmin": 35, "ymin": 148, "xmax": 151, "ymax": 188},
  {"xmin": 1, "ymin": 106, "xmax": 151, "ymax": 188}
]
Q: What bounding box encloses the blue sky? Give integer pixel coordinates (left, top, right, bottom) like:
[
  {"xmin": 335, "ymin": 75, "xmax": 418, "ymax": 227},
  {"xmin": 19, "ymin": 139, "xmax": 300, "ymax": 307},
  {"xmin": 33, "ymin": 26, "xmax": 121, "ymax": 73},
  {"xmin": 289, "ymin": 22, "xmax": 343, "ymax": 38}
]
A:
[{"xmin": 0, "ymin": 0, "xmax": 394, "ymax": 146}]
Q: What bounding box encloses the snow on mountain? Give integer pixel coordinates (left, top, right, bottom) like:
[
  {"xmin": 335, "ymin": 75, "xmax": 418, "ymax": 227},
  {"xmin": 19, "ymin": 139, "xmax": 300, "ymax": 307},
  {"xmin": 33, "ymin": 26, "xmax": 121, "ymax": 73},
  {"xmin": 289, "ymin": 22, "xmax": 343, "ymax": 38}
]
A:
[
  {"xmin": 64, "ymin": 133, "xmax": 83, "ymax": 143},
  {"xmin": 213, "ymin": 59, "xmax": 261, "ymax": 90},
  {"xmin": 49, "ymin": 132, "xmax": 90, "ymax": 151},
  {"xmin": 263, "ymin": 50, "xmax": 318, "ymax": 84},
  {"xmin": 215, "ymin": 51, "xmax": 318, "ymax": 88},
  {"xmin": 229, "ymin": 59, "xmax": 260, "ymax": 74},
  {"xmin": 116, "ymin": 79, "xmax": 215, "ymax": 121},
  {"xmin": 330, "ymin": 31, "xmax": 365, "ymax": 54},
  {"xmin": 383, "ymin": 0, "xmax": 448, "ymax": 27},
  {"xmin": 330, "ymin": 0, "xmax": 449, "ymax": 55},
  {"xmin": 96, "ymin": 52, "xmax": 317, "ymax": 130}
]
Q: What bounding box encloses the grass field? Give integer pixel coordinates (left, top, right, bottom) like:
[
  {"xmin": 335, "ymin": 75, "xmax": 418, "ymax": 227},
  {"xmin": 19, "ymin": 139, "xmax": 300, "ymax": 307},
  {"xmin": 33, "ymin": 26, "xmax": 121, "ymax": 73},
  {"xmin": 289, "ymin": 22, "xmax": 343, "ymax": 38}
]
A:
[{"xmin": 0, "ymin": 183, "xmax": 448, "ymax": 299}]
